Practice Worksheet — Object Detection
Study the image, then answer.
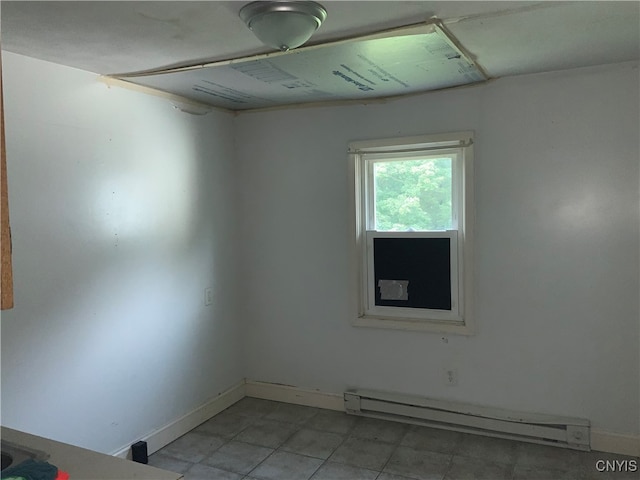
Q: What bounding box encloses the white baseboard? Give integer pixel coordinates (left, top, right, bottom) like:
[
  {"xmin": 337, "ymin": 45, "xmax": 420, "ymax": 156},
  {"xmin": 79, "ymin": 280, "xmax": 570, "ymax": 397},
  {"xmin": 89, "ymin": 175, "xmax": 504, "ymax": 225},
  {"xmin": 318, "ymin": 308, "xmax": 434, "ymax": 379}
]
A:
[
  {"xmin": 111, "ymin": 380, "xmax": 246, "ymax": 459},
  {"xmin": 246, "ymin": 381, "xmax": 639, "ymax": 457},
  {"xmin": 111, "ymin": 380, "xmax": 639, "ymax": 459},
  {"xmin": 591, "ymin": 430, "xmax": 640, "ymax": 457},
  {"xmin": 245, "ymin": 380, "xmax": 344, "ymax": 411}
]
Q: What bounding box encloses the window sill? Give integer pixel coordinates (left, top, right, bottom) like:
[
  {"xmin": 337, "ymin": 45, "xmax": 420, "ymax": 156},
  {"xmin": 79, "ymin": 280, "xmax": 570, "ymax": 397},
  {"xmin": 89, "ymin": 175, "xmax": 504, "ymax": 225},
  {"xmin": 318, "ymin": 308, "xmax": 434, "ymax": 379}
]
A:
[{"xmin": 352, "ymin": 315, "xmax": 474, "ymax": 335}]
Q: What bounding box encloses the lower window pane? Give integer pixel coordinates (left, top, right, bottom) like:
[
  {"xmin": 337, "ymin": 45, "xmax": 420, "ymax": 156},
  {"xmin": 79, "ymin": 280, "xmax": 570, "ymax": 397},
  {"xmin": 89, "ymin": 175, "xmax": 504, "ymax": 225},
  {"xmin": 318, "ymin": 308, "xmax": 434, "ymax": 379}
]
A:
[{"xmin": 373, "ymin": 237, "xmax": 452, "ymax": 310}]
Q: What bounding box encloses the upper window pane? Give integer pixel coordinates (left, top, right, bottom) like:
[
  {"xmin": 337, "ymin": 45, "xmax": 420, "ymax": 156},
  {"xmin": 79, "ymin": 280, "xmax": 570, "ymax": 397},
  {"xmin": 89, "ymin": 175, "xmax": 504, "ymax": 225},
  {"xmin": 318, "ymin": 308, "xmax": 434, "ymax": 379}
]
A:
[{"xmin": 372, "ymin": 156, "xmax": 452, "ymax": 231}]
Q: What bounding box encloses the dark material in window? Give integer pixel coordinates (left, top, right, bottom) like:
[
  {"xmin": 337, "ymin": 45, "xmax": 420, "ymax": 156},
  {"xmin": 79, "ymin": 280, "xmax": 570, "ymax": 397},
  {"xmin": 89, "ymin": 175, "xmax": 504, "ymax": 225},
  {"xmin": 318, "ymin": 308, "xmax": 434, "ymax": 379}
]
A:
[{"xmin": 373, "ymin": 237, "xmax": 451, "ymax": 310}]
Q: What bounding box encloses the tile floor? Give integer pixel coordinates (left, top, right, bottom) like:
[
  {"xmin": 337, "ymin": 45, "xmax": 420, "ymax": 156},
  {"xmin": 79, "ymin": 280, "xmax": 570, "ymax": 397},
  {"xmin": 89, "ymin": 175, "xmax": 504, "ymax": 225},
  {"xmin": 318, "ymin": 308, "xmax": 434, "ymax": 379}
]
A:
[{"xmin": 148, "ymin": 398, "xmax": 638, "ymax": 480}]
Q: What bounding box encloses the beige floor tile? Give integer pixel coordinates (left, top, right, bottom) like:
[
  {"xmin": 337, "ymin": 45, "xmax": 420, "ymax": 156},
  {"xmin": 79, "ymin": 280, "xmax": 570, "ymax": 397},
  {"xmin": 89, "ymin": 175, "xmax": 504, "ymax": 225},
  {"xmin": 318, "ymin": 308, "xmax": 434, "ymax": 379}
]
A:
[
  {"xmin": 249, "ymin": 450, "xmax": 323, "ymax": 480},
  {"xmin": 328, "ymin": 436, "xmax": 395, "ymax": 470},
  {"xmin": 281, "ymin": 428, "xmax": 345, "ymax": 459},
  {"xmin": 202, "ymin": 440, "xmax": 273, "ymax": 475},
  {"xmin": 383, "ymin": 446, "xmax": 451, "ymax": 480}
]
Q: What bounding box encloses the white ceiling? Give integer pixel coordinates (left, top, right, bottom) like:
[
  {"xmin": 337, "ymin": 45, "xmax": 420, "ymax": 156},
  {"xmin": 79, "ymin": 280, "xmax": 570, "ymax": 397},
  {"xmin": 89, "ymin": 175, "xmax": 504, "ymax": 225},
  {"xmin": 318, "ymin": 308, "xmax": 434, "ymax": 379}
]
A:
[{"xmin": 2, "ymin": 1, "xmax": 639, "ymax": 108}]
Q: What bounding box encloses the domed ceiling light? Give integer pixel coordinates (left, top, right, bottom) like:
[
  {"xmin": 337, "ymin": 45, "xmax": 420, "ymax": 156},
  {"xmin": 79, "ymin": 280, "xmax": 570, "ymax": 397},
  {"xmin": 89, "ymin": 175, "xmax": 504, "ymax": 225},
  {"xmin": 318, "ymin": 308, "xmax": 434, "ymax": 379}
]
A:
[{"xmin": 239, "ymin": 1, "xmax": 327, "ymax": 52}]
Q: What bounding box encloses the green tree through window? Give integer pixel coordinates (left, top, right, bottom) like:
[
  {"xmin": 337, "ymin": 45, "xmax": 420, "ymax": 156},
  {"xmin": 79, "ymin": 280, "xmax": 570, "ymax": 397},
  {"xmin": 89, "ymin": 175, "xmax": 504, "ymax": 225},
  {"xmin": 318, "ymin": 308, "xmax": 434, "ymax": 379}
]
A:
[{"xmin": 373, "ymin": 157, "xmax": 452, "ymax": 231}]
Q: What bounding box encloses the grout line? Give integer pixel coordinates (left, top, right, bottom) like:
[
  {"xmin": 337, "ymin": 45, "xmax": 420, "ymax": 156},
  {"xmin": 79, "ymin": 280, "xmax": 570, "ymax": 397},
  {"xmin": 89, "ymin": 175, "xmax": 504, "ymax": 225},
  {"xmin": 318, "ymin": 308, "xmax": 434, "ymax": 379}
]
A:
[
  {"xmin": 376, "ymin": 420, "xmax": 411, "ymax": 478},
  {"xmin": 275, "ymin": 408, "xmax": 326, "ymax": 480},
  {"xmin": 244, "ymin": 406, "xmax": 321, "ymax": 478},
  {"xmin": 440, "ymin": 454, "xmax": 455, "ymax": 480},
  {"xmin": 162, "ymin": 397, "xmax": 598, "ymax": 480},
  {"xmin": 310, "ymin": 415, "xmax": 357, "ymax": 476}
]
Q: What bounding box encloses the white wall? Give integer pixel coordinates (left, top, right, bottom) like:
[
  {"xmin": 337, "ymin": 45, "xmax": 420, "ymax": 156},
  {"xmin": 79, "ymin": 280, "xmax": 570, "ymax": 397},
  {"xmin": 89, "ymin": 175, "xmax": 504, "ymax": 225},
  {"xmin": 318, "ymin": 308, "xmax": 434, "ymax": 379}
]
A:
[
  {"xmin": 1, "ymin": 52, "xmax": 243, "ymax": 453},
  {"xmin": 235, "ymin": 62, "xmax": 640, "ymax": 436},
  {"xmin": 2, "ymin": 51, "xmax": 638, "ymax": 454}
]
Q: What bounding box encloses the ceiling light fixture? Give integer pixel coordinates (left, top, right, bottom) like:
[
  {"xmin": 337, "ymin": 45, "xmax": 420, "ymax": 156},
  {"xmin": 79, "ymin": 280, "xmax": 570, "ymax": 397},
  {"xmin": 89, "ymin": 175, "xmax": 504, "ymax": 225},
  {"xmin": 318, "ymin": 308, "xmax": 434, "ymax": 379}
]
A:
[{"xmin": 239, "ymin": 1, "xmax": 327, "ymax": 52}]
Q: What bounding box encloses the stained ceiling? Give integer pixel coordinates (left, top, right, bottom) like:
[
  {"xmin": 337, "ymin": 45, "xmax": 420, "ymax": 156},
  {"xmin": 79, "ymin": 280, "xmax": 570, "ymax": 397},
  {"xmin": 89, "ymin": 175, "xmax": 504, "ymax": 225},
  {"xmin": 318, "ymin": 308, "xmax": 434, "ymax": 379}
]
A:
[{"xmin": 1, "ymin": 1, "xmax": 639, "ymax": 111}]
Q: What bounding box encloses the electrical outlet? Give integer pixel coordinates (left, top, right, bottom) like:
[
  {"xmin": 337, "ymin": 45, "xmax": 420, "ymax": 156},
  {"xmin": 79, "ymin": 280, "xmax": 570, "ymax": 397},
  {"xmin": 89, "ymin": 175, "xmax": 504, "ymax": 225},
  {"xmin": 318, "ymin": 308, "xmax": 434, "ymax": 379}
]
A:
[
  {"xmin": 204, "ymin": 288, "xmax": 213, "ymax": 306},
  {"xmin": 444, "ymin": 368, "xmax": 458, "ymax": 386}
]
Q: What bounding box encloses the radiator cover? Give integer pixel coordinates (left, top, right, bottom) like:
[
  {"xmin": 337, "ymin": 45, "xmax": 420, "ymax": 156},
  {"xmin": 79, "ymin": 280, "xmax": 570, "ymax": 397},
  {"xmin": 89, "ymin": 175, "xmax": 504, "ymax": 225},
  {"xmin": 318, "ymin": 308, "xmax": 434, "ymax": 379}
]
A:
[{"xmin": 344, "ymin": 389, "xmax": 590, "ymax": 451}]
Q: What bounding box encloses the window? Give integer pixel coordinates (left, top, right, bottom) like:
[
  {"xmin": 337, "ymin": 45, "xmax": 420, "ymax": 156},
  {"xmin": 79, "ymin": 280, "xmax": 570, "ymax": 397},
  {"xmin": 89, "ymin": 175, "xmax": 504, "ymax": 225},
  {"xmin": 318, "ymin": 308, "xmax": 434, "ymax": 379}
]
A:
[{"xmin": 349, "ymin": 132, "xmax": 474, "ymax": 334}]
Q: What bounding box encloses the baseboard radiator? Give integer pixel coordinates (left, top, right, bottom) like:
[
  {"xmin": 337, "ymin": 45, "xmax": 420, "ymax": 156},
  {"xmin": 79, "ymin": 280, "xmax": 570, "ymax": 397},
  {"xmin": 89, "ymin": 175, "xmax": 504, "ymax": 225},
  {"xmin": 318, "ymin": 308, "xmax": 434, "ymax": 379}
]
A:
[{"xmin": 344, "ymin": 389, "xmax": 590, "ymax": 451}]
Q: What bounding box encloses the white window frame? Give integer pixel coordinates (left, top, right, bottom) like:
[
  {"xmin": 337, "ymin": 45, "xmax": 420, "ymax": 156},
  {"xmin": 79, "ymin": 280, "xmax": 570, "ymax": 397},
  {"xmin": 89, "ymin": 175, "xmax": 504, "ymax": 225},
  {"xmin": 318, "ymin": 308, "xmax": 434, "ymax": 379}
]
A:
[
  {"xmin": 365, "ymin": 230, "xmax": 460, "ymax": 321},
  {"xmin": 349, "ymin": 131, "xmax": 474, "ymax": 334}
]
